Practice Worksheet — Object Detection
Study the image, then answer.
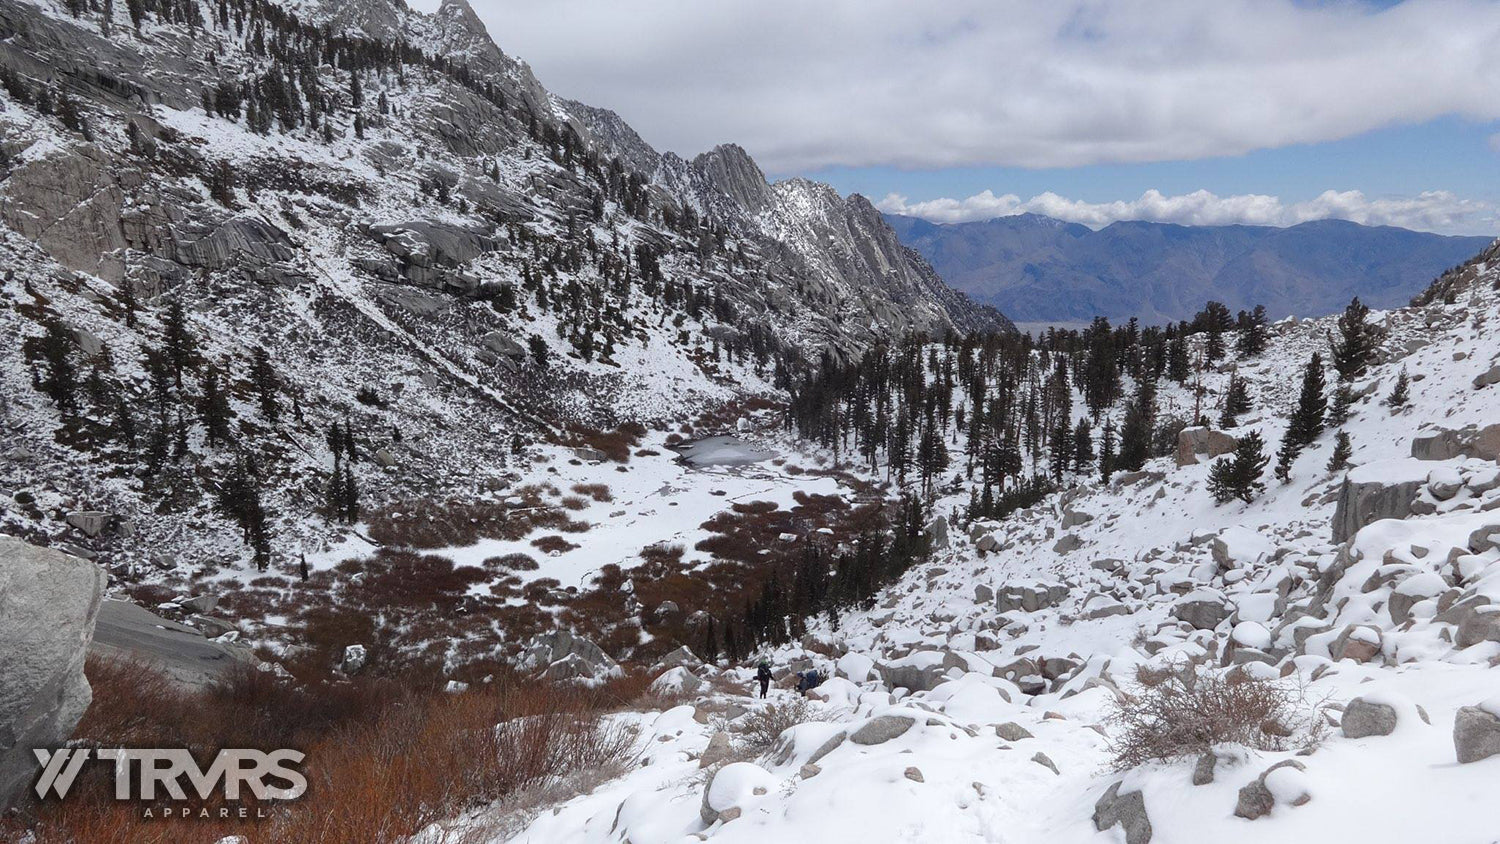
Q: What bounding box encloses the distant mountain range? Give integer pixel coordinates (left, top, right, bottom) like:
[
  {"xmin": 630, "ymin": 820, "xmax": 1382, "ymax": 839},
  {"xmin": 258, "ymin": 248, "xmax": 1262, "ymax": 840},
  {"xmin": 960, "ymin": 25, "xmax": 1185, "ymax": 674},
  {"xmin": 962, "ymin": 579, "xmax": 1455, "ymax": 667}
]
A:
[{"xmin": 884, "ymin": 213, "xmax": 1493, "ymax": 325}]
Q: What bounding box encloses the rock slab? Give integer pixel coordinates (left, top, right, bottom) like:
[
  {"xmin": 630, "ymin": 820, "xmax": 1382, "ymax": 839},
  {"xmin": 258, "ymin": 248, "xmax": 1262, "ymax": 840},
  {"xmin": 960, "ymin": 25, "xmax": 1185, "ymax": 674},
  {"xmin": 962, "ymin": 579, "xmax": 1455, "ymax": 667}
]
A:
[{"xmin": 0, "ymin": 537, "xmax": 106, "ymax": 811}]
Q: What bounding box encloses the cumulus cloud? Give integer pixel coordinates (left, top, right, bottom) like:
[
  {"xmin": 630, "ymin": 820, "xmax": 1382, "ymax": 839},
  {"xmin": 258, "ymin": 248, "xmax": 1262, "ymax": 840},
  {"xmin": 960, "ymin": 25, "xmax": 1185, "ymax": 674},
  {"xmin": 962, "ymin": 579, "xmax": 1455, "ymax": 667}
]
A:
[
  {"xmin": 439, "ymin": 0, "xmax": 1500, "ymax": 173},
  {"xmin": 876, "ymin": 188, "xmax": 1498, "ymax": 234}
]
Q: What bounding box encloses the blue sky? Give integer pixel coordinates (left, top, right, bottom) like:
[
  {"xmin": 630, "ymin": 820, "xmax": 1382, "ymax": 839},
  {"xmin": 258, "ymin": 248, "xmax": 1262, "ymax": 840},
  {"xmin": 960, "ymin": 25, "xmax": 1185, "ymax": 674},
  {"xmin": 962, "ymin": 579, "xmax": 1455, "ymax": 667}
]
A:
[
  {"xmin": 805, "ymin": 118, "xmax": 1498, "ymax": 218},
  {"xmin": 444, "ymin": 0, "xmax": 1500, "ymax": 235}
]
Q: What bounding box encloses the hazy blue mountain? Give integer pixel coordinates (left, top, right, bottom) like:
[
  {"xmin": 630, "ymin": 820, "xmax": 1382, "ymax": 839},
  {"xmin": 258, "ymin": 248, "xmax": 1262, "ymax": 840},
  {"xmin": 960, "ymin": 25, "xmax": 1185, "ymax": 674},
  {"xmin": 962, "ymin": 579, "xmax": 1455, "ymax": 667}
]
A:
[{"xmin": 885, "ymin": 213, "xmax": 1492, "ymax": 324}]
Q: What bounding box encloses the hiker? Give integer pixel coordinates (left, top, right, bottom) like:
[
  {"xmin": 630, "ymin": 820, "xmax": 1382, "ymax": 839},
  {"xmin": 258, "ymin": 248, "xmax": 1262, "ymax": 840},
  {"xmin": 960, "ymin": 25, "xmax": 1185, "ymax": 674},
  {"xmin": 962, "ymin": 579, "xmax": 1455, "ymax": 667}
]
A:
[
  {"xmin": 795, "ymin": 668, "xmax": 824, "ymax": 696},
  {"xmin": 755, "ymin": 659, "xmax": 772, "ymax": 698}
]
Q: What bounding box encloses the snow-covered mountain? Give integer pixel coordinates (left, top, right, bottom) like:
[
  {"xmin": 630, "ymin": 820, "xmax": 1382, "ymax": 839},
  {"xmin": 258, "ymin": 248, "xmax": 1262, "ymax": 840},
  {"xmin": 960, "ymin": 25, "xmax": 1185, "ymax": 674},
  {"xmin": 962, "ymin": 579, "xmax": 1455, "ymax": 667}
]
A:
[{"xmin": 0, "ymin": 0, "xmax": 1005, "ymax": 571}]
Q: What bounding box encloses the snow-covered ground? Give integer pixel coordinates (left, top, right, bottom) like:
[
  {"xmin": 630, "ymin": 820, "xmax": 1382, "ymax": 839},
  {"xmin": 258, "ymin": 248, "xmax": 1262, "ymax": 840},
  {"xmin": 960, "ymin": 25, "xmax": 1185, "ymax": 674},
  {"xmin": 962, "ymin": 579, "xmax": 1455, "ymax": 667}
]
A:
[{"xmin": 449, "ymin": 248, "xmax": 1500, "ymax": 843}]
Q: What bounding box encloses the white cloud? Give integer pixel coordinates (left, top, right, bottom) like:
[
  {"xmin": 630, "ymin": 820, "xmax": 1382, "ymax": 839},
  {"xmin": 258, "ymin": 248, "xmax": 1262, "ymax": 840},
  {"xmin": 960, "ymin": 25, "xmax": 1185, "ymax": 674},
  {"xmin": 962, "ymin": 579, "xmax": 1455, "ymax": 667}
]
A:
[
  {"xmin": 876, "ymin": 188, "xmax": 1498, "ymax": 235},
  {"xmin": 440, "ymin": 0, "xmax": 1500, "ymax": 173}
]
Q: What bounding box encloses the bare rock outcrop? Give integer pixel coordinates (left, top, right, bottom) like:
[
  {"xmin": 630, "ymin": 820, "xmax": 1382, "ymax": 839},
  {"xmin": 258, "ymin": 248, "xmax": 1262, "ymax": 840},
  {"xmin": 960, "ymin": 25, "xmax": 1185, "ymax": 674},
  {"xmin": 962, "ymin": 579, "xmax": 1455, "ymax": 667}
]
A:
[{"xmin": 1, "ymin": 537, "xmax": 106, "ymax": 811}]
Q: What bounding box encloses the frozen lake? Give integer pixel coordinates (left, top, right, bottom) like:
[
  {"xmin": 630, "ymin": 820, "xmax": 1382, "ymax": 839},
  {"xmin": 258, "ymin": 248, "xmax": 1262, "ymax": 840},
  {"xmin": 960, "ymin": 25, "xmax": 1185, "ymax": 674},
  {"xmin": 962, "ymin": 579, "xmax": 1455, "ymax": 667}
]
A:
[{"xmin": 671, "ymin": 435, "xmax": 776, "ymax": 467}]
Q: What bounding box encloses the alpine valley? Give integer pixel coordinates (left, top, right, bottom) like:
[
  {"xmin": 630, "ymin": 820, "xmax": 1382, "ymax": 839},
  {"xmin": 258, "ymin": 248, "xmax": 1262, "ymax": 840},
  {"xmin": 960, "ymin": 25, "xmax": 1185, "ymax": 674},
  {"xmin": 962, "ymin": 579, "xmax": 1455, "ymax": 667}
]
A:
[{"xmin": 1, "ymin": 1, "xmax": 1499, "ymax": 843}]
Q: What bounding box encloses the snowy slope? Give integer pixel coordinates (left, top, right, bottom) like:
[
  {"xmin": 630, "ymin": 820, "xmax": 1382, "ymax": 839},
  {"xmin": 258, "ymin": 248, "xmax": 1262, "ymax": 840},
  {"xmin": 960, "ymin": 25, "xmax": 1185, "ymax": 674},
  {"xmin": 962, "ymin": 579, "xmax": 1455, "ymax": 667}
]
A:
[{"xmin": 465, "ymin": 247, "xmax": 1500, "ymax": 844}]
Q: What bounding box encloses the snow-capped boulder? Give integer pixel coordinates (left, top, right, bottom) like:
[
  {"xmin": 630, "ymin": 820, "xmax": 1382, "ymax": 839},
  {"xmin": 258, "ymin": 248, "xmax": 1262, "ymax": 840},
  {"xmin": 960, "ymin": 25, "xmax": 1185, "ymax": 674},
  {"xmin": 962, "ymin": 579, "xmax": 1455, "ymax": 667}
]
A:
[
  {"xmin": 1329, "ymin": 624, "xmax": 1384, "ymax": 663},
  {"xmin": 1053, "ymin": 533, "xmax": 1083, "ymax": 554},
  {"xmin": 836, "ymin": 651, "xmax": 875, "ymax": 682},
  {"xmin": 1093, "ymin": 781, "xmax": 1152, "ymax": 844},
  {"xmin": 876, "ymin": 652, "xmax": 948, "ymax": 692},
  {"xmin": 1331, "ymin": 460, "xmax": 1431, "ymax": 543},
  {"xmin": 849, "ymin": 714, "xmax": 915, "ymax": 745},
  {"xmin": 996, "ymin": 722, "xmax": 1033, "ymax": 741},
  {"xmin": 340, "ymin": 644, "xmax": 368, "ymax": 675},
  {"xmin": 1235, "ymin": 759, "xmax": 1309, "ymax": 819},
  {"xmin": 650, "ymin": 666, "xmax": 705, "ymax": 697},
  {"xmin": 1212, "ymin": 526, "xmax": 1274, "ymax": 569},
  {"xmin": 1473, "ymin": 363, "xmax": 1500, "ymax": 390},
  {"xmin": 1, "ymin": 537, "xmax": 106, "ymax": 811},
  {"xmin": 1342, "ymin": 697, "xmax": 1399, "ymax": 738},
  {"xmin": 1231, "ymin": 621, "xmax": 1272, "ymax": 650},
  {"xmin": 1447, "ymin": 599, "xmax": 1500, "ymax": 649},
  {"xmin": 1176, "ymin": 426, "xmax": 1237, "ymax": 467},
  {"xmin": 699, "ymin": 761, "xmax": 777, "ymax": 824},
  {"xmin": 925, "ymin": 515, "xmax": 949, "ymax": 550},
  {"xmin": 651, "ymin": 645, "xmax": 701, "ymax": 673},
  {"xmin": 1454, "ymin": 701, "xmax": 1500, "ymax": 763},
  {"xmin": 996, "ymin": 583, "xmax": 1069, "ymax": 614},
  {"xmin": 1411, "ymin": 424, "xmax": 1500, "ymax": 462},
  {"xmin": 1389, "ymin": 572, "xmax": 1447, "ymax": 624},
  {"xmin": 1172, "ymin": 589, "xmax": 1231, "ymax": 630},
  {"xmin": 699, "ymin": 731, "xmax": 733, "ymax": 769},
  {"xmin": 64, "ymin": 510, "xmax": 116, "ymax": 537},
  {"xmin": 522, "ymin": 630, "xmax": 621, "ymax": 685}
]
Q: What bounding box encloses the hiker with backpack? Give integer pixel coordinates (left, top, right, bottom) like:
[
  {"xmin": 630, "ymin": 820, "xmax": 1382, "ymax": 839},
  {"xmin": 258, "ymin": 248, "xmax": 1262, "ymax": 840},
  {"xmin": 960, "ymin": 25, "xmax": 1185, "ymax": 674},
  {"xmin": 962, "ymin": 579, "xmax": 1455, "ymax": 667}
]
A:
[{"xmin": 755, "ymin": 659, "xmax": 773, "ymax": 698}]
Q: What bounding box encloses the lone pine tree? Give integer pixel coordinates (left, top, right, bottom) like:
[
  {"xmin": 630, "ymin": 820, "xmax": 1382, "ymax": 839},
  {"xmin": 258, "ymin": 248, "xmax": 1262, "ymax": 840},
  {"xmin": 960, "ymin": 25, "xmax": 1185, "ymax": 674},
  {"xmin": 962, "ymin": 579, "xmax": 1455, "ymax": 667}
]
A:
[
  {"xmin": 1208, "ymin": 430, "xmax": 1270, "ymax": 504},
  {"xmin": 1331, "ymin": 297, "xmax": 1379, "ymax": 381}
]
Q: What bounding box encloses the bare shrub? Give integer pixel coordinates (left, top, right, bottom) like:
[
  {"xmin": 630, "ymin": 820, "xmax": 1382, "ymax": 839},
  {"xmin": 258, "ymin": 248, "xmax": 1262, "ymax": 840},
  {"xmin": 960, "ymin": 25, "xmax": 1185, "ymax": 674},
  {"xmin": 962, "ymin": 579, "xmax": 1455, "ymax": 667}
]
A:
[
  {"xmin": 1107, "ymin": 663, "xmax": 1319, "ymax": 770},
  {"xmin": 12, "ymin": 663, "xmax": 637, "ymax": 844},
  {"xmin": 570, "ymin": 483, "xmax": 613, "ymax": 502},
  {"xmin": 531, "ymin": 535, "xmax": 580, "ymax": 554},
  {"xmin": 740, "ymin": 696, "xmax": 824, "ymax": 749},
  {"xmin": 484, "ymin": 553, "xmax": 539, "ymax": 571}
]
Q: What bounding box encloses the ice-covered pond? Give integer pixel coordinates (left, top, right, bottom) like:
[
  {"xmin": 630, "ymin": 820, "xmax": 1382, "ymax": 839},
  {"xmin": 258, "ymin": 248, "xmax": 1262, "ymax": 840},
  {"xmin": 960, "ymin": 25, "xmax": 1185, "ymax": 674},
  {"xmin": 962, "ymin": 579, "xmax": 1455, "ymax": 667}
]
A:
[{"xmin": 670, "ymin": 435, "xmax": 776, "ymax": 467}]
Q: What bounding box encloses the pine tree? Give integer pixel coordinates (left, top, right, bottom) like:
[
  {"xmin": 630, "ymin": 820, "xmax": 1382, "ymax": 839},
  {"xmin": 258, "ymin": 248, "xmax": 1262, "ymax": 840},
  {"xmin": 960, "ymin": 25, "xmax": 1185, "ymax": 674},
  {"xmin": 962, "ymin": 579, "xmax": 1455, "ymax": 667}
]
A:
[
  {"xmin": 1098, "ymin": 417, "xmax": 1116, "ymax": 484},
  {"xmin": 1208, "ymin": 430, "xmax": 1270, "ymax": 504},
  {"xmin": 207, "ymin": 160, "xmax": 236, "ymax": 206},
  {"xmin": 1219, "ymin": 373, "xmax": 1252, "ymax": 428},
  {"xmin": 250, "ymin": 346, "xmax": 280, "ymax": 423},
  {"xmin": 1235, "ymin": 305, "xmax": 1269, "ymax": 357},
  {"xmin": 703, "ymin": 617, "xmax": 719, "ymax": 664},
  {"xmin": 1331, "ymin": 297, "xmax": 1378, "ymax": 381},
  {"xmin": 1328, "ymin": 383, "xmax": 1356, "ymax": 426},
  {"xmin": 218, "ymin": 451, "xmax": 271, "ymax": 570},
  {"xmin": 1384, "ymin": 368, "xmax": 1410, "ymax": 411},
  {"xmin": 198, "ymin": 363, "xmax": 234, "ymax": 446},
  {"xmin": 1071, "ymin": 417, "xmax": 1094, "ymax": 472},
  {"xmin": 38, "ymin": 318, "xmax": 78, "ymax": 417},
  {"xmin": 1198, "ymin": 301, "xmax": 1233, "ymax": 363},
  {"xmin": 1116, "ymin": 378, "xmax": 1156, "ymax": 473},
  {"xmin": 1167, "ymin": 335, "xmax": 1190, "ymax": 383},
  {"xmin": 723, "ymin": 625, "xmax": 739, "ymax": 663},
  {"xmin": 1049, "ymin": 421, "xmax": 1071, "ymax": 483},
  {"xmin": 1284, "ymin": 352, "xmax": 1327, "ymax": 450},
  {"xmin": 119, "ymin": 280, "xmax": 138, "ymax": 327},
  {"xmin": 341, "ymin": 465, "xmax": 359, "ymax": 522},
  {"xmin": 162, "ymin": 297, "xmax": 199, "ymax": 387},
  {"xmin": 1327, "ymin": 430, "xmax": 1353, "ymax": 474},
  {"xmin": 1273, "ymin": 436, "xmax": 1299, "ymax": 484}
]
